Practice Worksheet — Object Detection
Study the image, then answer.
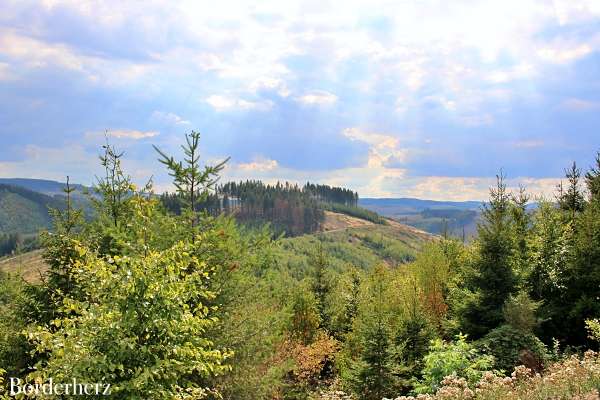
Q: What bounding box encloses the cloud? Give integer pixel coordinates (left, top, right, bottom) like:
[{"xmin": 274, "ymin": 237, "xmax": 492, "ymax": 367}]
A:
[
  {"xmin": 109, "ymin": 130, "xmax": 159, "ymax": 139},
  {"xmin": 296, "ymin": 91, "xmax": 338, "ymax": 106},
  {"xmin": 84, "ymin": 129, "xmax": 159, "ymax": 141},
  {"xmin": 236, "ymin": 157, "xmax": 279, "ymax": 172},
  {"xmin": 151, "ymin": 111, "xmax": 190, "ymax": 125},
  {"xmin": 381, "ymin": 175, "xmax": 562, "ymax": 201},
  {"xmin": 537, "ymin": 43, "xmax": 593, "ymax": 64},
  {"xmin": 205, "ymin": 95, "xmax": 273, "ymax": 112},
  {"xmin": 342, "ymin": 127, "xmax": 410, "ymax": 168}
]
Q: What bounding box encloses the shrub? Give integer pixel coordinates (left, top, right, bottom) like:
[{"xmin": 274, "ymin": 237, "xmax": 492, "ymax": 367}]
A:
[
  {"xmin": 478, "ymin": 325, "xmax": 548, "ymax": 374},
  {"xmin": 414, "ymin": 334, "xmax": 495, "ymax": 394},
  {"xmin": 390, "ymin": 351, "xmax": 600, "ymax": 400}
]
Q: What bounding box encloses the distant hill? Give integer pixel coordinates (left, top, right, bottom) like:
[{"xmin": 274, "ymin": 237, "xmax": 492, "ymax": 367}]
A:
[
  {"xmin": 359, "ymin": 197, "xmax": 483, "ymax": 238},
  {"xmin": 359, "ymin": 197, "xmax": 482, "ymax": 215},
  {"xmin": 0, "ymin": 178, "xmax": 87, "ymax": 197},
  {"xmin": 0, "ymin": 184, "xmax": 65, "ymax": 234}
]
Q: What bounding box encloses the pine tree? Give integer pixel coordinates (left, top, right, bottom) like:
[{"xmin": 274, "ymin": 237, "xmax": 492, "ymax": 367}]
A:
[
  {"xmin": 349, "ymin": 266, "xmax": 397, "ymax": 399},
  {"xmin": 585, "ymin": 151, "xmax": 600, "ymax": 202},
  {"xmin": 457, "ymin": 173, "xmax": 517, "ymax": 338},
  {"xmin": 154, "ymin": 131, "xmax": 228, "ymax": 240},
  {"xmin": 557, "ymin": 162, "xmax": 585, "ymax": 223},
  {"xmin": 311, "ymin": 242, "xmax": 331, "ymax": 330}
]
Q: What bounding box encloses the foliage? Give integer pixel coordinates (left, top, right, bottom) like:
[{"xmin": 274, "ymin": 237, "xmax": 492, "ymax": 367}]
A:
[
  {"xmin": 587, "ymin": 319, "xmax": 600, "ymax": 343},
  {"xmin": 0, "ymin": 271, "xmax": 31, "ymax": 377},
  {"xmin": 454, "ymin": 174, "xmax": 518, "ymax": 339},
  {"xmin": 391, "ymin": 351, "xmax": 600, "ymax": 400},
  {"xmin": 344, "ymin": 266, "xmax": 400, "ymax": 400},
  {"xmin": 288, "ymin": 283, "xmax": 322, "ymax": 345},
  {"xmin": 155, "ymin": 131, "xmax": 228, "ymax": 235},
  {"xmin": 414, "ymin": 334, "xmax": 495, "ymax": 394},
  {"xmin": 478, "ymin": 325, "xmax": 547, "ymax": 374},
  {"xmin": 502, "ymin": 292, "xmax": 541, "ymax": 333},
  {"xmin": 26, "ymin": 241, "xmax": 230, "ymax": 399}
]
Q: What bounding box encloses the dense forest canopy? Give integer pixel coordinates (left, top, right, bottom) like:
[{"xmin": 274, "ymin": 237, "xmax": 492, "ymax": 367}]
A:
[
  {"xmin": 0, "ymin": 132, "xmax": 599, "ymax": 400},
  {"xmin": 160, "ymin": 180, "xmax": 362, "ymax": 236}
]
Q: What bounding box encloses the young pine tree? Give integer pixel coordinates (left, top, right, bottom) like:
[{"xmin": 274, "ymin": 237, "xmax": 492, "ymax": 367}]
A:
[
  {"xmin": 585, "ymin": 150, "xmax": 600, "ymax": 202},
  {"xmin": 154, "ymin": 131, "xmax": 228, "ymax": 241},
  {"xmin": 347, "ymin": 266, "xmax": 397, "ymax": 400},
  {"xmin": 456, "ymin": 173, "xmax": 517, "ymax": 338}
]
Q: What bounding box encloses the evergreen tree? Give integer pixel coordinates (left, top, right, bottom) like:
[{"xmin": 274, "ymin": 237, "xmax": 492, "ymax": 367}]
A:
[
  {"xmin": 456, "ymin": 173, "xmax": 517, "ymax": 338},
  {"xmin": 311, "ymin": 242, "xmax": 331, "ymax": 330},
  {"xmin": 557, "ymin": 162, "xmax": 585, "ymax": 223},
  {"xmin": 348, "ymin": 266, "xmax": 397, "ymax": 399},
  {"xmin": 585, "ymin": 151, "xmax": 600, "ymax": 202},
  {"xmin": 154, "ymin": 131, "xmax": 228, "ymax": 239}
]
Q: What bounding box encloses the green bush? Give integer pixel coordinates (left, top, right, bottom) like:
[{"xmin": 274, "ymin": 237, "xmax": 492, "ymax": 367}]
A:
[
  {"xmin": 414, "ymin": 334, "xmax": 495, "ymax": 394},
  {"xmin": 478, "ymin": 325, "xmax": 548, "ymax": 374}
]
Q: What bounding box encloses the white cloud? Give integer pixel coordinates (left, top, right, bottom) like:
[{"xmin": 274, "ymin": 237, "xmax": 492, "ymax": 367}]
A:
[
  {"xmin": 342, "ymin": 128, "xmax": 409, "ymax": 168},
  {"xmin": 107, "ymin": 130, "xmax": 159, "ymax": 139},
  {"xmin": 236, "ymin": 157, "xmax": 279, "ymax": 172},
  {"xmin": 296, "ymin": 91, "xmax": 338, "ymax": 106},
  {"xmin": 537, "ymin": 43, "xmax": 592, "ymax": 64},
  {"xmin": 151, "ymin": 111, "xmax": 190, "ymax": 125},
  {"xmin": 205, "ymin": 95, "xmax": 273, "ymax": 112}
]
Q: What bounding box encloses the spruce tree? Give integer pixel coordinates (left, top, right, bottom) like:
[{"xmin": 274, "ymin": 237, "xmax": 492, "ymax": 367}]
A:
[
  {"xmin": 311, "ymin": 242, "xmax": 331, "ymax": 330},
  {"xmin": 557, "ymin": 162, "xmax": 585, "ymax": 223},
  {"xmin": 154, "ymin": 131, "xmax": 228, "ymax": 240},
  {"xmin": 457, "ymin": 173, "xmax": 517, "ymax": 338},
  {"xmin": 585, "ymin": 151, "xmax": 600, "ymax": 202},
  {"xmin": 349, "ymin": 266, "xmax": 396, "ymax": 399}
]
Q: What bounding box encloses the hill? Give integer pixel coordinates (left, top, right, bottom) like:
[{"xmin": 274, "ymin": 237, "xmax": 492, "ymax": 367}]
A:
[
  {"xmin": 1, "ymin": 210, "xmax": 432, "ymax": 284},
  {"xmin": 0, "ymin": 178, "xmax": 87, "ymax": 197},
  {"xmin": 360, "ymin": 197, "xmax": 482, "ymax": 238},
  {"xmin": 0, "ymin": 184, "xmax": 66, "ymax": 234}
]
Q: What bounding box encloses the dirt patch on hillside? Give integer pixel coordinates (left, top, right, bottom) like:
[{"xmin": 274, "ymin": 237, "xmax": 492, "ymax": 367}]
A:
[
  {"xmin": 0, "ymin": 249, "xmax": 47, "ymax": 283},
  {"xmin": 321, "ymin": 211, "xmax": 375, "ymax": 232}
]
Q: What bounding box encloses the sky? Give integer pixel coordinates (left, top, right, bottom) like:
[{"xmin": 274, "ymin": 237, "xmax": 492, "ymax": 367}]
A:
[{"xmin": 1, "ymin": 0, "xmax": 600, "ymax": 200}]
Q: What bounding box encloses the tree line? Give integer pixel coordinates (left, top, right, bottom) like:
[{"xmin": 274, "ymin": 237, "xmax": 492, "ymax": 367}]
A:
[{"xmin": 160, "ymin": 180, "xmax": 360, "ymax": 236}]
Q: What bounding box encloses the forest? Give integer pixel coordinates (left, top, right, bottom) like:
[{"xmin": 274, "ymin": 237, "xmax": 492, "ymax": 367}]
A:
[
  {"xmin": 0, "ymin": 131, "xmax": 599, "ymax": 400},
  {"xmin": 161, "ymin": 179, "xmax": 365, "ymax": 236}
]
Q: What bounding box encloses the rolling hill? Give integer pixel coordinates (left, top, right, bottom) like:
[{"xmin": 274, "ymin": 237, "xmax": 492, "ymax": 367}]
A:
[
  {"xmin": 359, "ymin": 197, "xmax": 483, "ymax": 238},
  {"xmin": 0, "ymin": 184, "xmax": 66, "ymax": 234},
  {"xmin": 0, "ymin": 178, "xmax": 87, "ymax": 197}
]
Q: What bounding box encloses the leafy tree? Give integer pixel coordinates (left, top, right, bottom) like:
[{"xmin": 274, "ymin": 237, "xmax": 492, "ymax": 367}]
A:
[
  {"xmin": 288, "ymin": 284, "xmax": 321, "ymax": 345},
  {"xmin": 26, "ymin": 240, "xmax": 230, "ymax": 399}
]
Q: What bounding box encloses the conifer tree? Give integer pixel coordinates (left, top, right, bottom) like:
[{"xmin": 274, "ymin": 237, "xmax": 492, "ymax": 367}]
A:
[
  {"xmin": 311, "ymin": 242, "xmax": 331, "ymax": 330},
  {"xmin": 557, "ymin": 162, "xmax": 585, "ymax": 223},
  {"xmin": 154, "ymin": 131, "xmax": 228, "ymax": 240},
  {"xmin": 457, "ymin": 173, "xmax": 517, "ymax": 338},
  {"xmin": 585, "ymin": 151, "xmax": 600, "ymax": 202},
  {"xmin": 348, "ymin": 266, "xmax": 397, "ymax": 399}
]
